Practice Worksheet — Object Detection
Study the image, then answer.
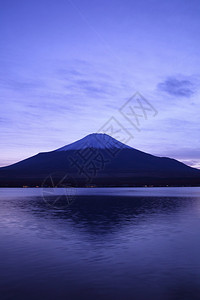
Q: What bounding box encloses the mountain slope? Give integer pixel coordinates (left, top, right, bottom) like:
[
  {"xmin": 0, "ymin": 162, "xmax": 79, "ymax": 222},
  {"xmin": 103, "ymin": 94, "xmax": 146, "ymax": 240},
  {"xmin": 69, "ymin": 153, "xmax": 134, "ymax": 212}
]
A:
[{"xmin": 0, "ymin": 133, "xmax": 199, "ymax": 187}]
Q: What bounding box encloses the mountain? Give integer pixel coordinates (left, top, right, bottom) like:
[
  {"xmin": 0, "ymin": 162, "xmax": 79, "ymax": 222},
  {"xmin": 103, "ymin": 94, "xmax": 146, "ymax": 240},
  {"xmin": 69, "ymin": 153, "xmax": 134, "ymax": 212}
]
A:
[{"xmin": 0, "ymin": 133, "xmax": 200, "ymax": 187}]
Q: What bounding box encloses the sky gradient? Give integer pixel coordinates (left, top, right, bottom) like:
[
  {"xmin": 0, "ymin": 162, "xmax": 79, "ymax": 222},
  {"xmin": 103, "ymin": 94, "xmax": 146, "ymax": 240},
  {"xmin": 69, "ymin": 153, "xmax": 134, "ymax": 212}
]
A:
[{"xmin": 0, "ymin": 0, "xmax": 200, "ymax": 168}]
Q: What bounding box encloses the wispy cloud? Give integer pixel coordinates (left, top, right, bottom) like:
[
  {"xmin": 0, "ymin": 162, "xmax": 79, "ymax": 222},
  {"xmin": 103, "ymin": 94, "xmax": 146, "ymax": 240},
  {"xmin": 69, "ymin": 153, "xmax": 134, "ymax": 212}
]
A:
[
  {"xmin": 157, "ymin": 76, "xmax": 197, "ymax": 97},
  {"xmin": 54, "ymin": 59, "xmax": 118, "ymax": 98},
  {"xmin": 0, "ymin": 77, "xmax": 45, "ymax": 92}
]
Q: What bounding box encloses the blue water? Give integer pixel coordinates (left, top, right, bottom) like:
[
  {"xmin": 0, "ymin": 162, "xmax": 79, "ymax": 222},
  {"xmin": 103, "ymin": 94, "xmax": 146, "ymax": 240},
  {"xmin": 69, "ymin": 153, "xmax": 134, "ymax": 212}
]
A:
[{"xmin": 0, "ymin": 187, "xmax": 200, "ymax": 300}]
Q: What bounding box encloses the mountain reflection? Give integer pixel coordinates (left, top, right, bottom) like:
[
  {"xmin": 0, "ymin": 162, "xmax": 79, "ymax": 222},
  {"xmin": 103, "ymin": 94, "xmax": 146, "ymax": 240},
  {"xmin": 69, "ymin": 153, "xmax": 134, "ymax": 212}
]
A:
[{"xmin": 12, "ymin": 194, "xmax": 194, "ymax": 236}]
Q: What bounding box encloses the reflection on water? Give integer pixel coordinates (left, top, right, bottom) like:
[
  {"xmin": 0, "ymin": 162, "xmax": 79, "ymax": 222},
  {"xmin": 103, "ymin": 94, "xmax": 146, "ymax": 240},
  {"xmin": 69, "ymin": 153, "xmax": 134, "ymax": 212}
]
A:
[{"xmin": 0, "ymin": 187, "xmax": 200, "ymax": 300}]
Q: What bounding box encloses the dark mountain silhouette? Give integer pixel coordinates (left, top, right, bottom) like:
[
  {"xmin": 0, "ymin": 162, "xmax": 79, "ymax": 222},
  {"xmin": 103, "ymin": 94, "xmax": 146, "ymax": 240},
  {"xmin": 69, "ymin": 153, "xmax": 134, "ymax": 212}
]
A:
[{"xmin": 0, "ymin": 133, "xmax": 199, "ymax": 187}]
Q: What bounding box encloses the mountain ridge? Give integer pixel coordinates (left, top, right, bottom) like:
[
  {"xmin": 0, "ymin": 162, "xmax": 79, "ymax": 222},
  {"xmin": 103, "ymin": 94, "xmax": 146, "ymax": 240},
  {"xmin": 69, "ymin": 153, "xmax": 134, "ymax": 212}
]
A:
[{"xmin": 0, "ymin": 133, "xmax": 199, "ymax": 187}]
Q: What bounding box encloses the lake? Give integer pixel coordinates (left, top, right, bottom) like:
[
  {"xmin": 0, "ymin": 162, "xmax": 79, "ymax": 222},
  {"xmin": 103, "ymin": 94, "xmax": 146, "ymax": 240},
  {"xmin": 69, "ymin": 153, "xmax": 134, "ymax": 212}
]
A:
[{"xmin": 0, "ymin": 187, "xmax": 200, "ymax": 300}]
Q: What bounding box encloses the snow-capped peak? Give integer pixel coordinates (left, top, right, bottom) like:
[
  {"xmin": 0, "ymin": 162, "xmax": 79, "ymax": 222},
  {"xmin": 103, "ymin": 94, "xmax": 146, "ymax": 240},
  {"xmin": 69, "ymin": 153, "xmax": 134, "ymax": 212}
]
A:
[{"xmin": 55, "ymin": 133, "xmax": 131, "ymax": 151}]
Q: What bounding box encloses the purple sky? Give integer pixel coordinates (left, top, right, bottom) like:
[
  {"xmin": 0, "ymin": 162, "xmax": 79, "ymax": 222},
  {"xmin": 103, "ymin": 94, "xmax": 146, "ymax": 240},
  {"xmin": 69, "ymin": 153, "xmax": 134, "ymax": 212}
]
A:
[{"xmin": 0, "ymin": 0, "xmax": 200, "ymax": 168}]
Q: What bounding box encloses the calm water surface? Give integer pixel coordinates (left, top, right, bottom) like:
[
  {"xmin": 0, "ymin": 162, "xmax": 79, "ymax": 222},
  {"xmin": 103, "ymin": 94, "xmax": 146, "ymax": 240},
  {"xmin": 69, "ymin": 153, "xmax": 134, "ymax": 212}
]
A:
[{"xmin": 0, "ymin": 187, "xmax": 200, "ymax": 300}]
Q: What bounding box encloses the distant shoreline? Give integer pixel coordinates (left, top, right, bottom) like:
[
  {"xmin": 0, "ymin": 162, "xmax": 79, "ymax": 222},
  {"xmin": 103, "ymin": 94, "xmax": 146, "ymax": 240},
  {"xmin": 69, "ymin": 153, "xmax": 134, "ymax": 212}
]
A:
[{"xmin": 1, "ymin": 185, "xmax": 200, "ymax": 188}]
